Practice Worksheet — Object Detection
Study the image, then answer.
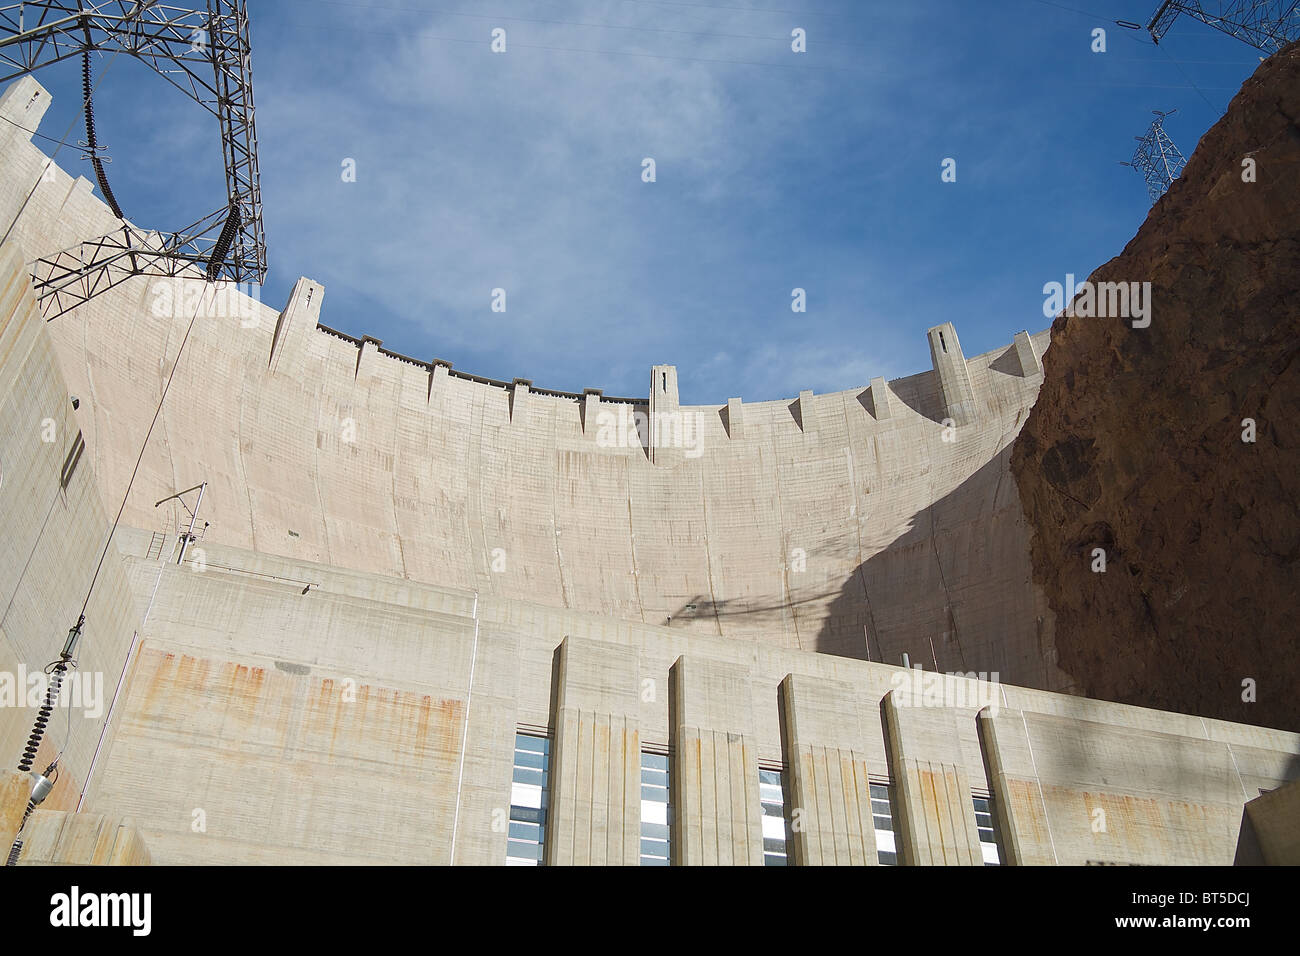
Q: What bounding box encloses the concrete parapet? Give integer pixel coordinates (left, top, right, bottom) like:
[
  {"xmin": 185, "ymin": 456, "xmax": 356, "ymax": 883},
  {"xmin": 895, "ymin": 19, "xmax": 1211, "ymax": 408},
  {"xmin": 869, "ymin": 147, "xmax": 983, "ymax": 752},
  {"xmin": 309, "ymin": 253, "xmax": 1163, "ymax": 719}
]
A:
[
  {"xmin": 582, "ymin": 388, "xmax": 602, "ymax": 434},
  {"xmin": 546, "ymin": 636, "xmax": 641, "ymax": 865},
  {"xmin": 357, "ymin": 334, "xmax": 384, "ymax": 381},
  {"xmin": 13, "ymin": 809, "xmax": 150, "ymax": 865},
  {"xmin": 868, "ymin": 376, "xmax": 892, "ymax": 420},
  {"xmin": 511, "ymin": 379, "xmax": 532, "ymax": 428},
  {"xmin": 270, "ymin": 277, "xmax": 324, "ymax": 374},
  {"xmin": 428, "ymin": 359, "xmax": 452, "ymax": 404},
  {"xmin": 927, "ymin": 322, "xmax": 979, "ymax": 426},
  {"xmin": 796, "ymin": 389, "xmax": 817, "ymax": 435},
  {"xmin": 883, "ymin": 689, "xmax": 984, "ymax": 865},
  {"xmin": 648, "ymin": 365, "xmax": 680, "ymax": 465},
  {"xmin": 1012, "ymin": 330, "xmax": 1041, "ymax": 377},
  {"xmin": 669, "ymin": 656, "xmax": 762, "ymax": 865},
  {"xmin": 0, "ymin": 76, "xmax": 49, "ymax": 151},
  {"xmin": 725, "ymin": 397, "xmax": 743, "ymax": 439}
]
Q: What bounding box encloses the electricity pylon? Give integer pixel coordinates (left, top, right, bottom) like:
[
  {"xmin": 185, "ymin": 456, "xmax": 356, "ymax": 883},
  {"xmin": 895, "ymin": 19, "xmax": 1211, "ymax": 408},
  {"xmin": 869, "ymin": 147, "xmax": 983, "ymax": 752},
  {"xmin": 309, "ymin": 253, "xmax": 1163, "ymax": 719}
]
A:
[
  {"xmin": 1121, "ymin": 110, "xmax": 1188, "ymax": 204},
  {"xmin": 0, "ymin": 1, "xmax": 266, "ymax": 318},
  {"xmin": 1147, "ymin": 0, "xmax": 1300, "ymax": 55}
]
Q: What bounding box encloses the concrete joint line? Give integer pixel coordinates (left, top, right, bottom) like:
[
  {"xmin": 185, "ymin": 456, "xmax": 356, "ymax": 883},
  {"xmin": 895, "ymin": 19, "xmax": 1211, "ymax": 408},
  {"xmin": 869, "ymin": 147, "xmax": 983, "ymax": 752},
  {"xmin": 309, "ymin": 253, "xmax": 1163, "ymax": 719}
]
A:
[
  {"xmin": 78, "ymin": 629, "xmax": 139, "ymax": 813},
  {"xmin": 449, "ymin": 594, "xmax": 480, "ymax": 864},
  {"xmin": 1200, "ymin": 716, "xmax": 1249, "ymax": 801},
  {"xmin": 1020, "ymin": 710, "xmax": 1059, "ymax": 866}
]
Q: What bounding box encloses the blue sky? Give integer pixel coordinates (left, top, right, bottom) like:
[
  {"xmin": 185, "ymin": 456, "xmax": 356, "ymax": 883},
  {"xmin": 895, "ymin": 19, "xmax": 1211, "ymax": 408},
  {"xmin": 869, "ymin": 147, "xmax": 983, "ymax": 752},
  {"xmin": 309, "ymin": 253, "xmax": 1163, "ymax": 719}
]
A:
[{"xmin": 24, "ymin": 1, "xmax": 1268, "ymax": 403}]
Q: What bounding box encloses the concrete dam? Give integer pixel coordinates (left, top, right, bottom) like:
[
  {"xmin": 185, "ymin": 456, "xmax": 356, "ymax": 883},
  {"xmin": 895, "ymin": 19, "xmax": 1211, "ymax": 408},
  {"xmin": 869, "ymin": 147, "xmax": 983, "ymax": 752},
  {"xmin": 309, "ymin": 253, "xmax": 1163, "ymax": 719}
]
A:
[{"xmin": 2, "ymin": 71, "xmax": 1296, "ymax": 868}]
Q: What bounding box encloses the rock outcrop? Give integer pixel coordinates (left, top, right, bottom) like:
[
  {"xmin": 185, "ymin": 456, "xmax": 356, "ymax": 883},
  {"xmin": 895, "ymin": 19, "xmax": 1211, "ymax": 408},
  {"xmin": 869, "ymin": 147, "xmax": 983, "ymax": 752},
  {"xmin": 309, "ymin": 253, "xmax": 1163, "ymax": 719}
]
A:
[{"xmin": 1012, "ymin": 42, "xmax": 1300, "ymax": 732}]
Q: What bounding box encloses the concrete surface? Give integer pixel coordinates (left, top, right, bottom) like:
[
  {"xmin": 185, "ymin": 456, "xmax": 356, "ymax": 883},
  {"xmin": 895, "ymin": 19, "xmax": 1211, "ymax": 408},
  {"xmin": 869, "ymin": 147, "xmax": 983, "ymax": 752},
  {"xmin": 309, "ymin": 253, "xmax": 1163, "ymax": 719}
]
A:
[{"xmin": 0, "ymin": 76, "xmax": 1297, "ymax": 867}]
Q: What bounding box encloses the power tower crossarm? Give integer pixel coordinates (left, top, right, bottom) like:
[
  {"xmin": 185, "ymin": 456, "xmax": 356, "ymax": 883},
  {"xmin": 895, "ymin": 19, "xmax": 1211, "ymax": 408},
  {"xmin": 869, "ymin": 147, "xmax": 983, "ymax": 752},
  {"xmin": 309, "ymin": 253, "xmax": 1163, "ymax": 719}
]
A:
[
  {"xmin": 1147, "ymin": 0, "xmax": 1300, "ymax": 54},
  {"xmin": 0, "ymin": 1, "xmax": 266, "ymax": 291},
  {"xmin": 29, "ymin": 207, "xmax": 235, "ymax": 319}
]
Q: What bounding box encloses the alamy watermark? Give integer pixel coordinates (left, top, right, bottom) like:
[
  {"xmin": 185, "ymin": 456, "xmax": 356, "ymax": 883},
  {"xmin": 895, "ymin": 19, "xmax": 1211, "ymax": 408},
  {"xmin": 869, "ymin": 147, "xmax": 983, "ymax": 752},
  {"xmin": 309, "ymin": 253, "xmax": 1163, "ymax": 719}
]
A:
[
  {"xmin": 1043, "ymin": 273, "xmax": 1151, "ymax": 328},
  {"xmin": 595, "ymin": 406, "xmax": 706, "ymax": 459},
  {"xmin": 149, "ymin": 277, "xmax": 261, "ymax": 326},
  {"xmin": 890, "ymin": 665, "xmax": 1001, "ymax": 716},
  {"xmin": 0, "ymin": 666, "xmax": 104, "ymax": 719}
]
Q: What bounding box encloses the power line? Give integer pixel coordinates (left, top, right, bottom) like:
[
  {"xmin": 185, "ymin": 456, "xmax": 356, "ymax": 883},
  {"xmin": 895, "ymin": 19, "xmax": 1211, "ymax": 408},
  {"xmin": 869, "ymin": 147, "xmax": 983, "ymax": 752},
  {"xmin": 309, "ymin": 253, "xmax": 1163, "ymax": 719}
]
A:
[
  {"xmin": 0, "ymin": 112, "xmax": 72, "ymax": 146},
  {"xmin": 1156, "ymin": 38, "xmax": 1228, "ymax": 112},
  {"xmin": 0, "ymin": 47, "xmax": 127, "ymax": 250},
  {"xmin": 76, "ymin": 289, "xmax": 208, "ymax": 620},
  {"xmin": 1025, "ymin": 0, "xmax": 1159, "ymax": 42}
]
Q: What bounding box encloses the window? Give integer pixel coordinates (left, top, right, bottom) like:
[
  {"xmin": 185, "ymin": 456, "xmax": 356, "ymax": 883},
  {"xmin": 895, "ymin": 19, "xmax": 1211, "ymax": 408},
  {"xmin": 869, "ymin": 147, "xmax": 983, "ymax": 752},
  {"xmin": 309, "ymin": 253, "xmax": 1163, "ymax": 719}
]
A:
[
  {"xmin": 506, "ymin": 731, "xmax": 549, "ymax": 865},
  {"xmin": 870, "ymin": 782, "xmax": 897, "ymax": 865},
  {"xmin": 973, "ymin": 794, "xmax": 1002, "ymax": 866},
  {"xmin": 640, "ymin": 750, "xmax": 671, "ymax": 865},
  {"xmin": 759, "ymin": 767, "xmax": 788, "ymax": 866}
]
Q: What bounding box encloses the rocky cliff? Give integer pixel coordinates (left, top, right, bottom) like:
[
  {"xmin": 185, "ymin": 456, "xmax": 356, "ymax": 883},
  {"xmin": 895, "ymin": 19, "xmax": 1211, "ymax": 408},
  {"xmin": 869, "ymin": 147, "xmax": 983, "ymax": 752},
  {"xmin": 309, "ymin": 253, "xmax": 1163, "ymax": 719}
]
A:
[{"xmin": 1012, "ymin": 42, "xmax": 1300, "ymax": 732}]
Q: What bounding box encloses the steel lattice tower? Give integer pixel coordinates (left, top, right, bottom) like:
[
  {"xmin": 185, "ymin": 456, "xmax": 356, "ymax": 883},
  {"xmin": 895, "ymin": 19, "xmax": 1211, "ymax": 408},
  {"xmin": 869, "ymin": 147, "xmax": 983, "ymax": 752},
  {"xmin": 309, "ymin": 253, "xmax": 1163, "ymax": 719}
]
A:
[
  {"xmin": 1148, "ymin": 0, "xmax": 1300, "ymax": 54},
  {"xmin": 1123, "ymin": 111, "xmax": 1188, "ymax": 204},
  {"xmin": 0, "ymin": 1, "xmax": 266, "ymax": 318}
]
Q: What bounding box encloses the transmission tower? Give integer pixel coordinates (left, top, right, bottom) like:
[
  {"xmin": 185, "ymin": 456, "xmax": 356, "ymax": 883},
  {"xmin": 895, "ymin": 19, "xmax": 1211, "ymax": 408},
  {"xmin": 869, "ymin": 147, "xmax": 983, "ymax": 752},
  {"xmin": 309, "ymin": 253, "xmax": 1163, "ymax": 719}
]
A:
[
  {"xmin": 0, "ymin": 1, "xmax": 266, "ymax": 319},
  {"xmin": 1121, "ymin": 110, "xmax": 1188, "ymax": 204},
  {"xmin": 1147, "ymin": 0, "xmax": 1300, "ymax": 54}
]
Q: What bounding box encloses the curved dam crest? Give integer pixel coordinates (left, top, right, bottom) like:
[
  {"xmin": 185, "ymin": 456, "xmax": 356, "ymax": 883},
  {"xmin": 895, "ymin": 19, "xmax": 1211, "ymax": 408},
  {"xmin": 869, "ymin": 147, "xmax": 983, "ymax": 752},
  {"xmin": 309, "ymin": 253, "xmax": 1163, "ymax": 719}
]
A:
[{"xmin": 0, "ymin": 75, "xmax": 1067, "ymax": 694}]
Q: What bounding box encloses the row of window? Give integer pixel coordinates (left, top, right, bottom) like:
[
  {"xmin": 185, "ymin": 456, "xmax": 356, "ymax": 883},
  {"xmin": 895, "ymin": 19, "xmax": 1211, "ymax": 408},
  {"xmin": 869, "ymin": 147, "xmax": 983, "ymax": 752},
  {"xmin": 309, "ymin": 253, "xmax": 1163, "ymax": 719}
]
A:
[
  {"xmin": 640, "ymin": 751, "xmax": 671, "ymax": 865},
  {"xmin": 505, "ymin": 732, "xmax": 548, "ymax": 865},
  {"xmin": 506, "ymin": 731, "xmax": 1000, "ymax": 865}
]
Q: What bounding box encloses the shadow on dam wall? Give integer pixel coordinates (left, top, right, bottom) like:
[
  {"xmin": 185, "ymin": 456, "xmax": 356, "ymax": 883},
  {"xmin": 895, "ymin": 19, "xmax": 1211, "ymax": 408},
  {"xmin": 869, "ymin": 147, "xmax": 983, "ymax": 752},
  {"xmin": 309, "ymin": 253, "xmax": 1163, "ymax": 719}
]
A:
[
  {"xmin": 663, "ymin": 443, "xmax": 1063, "ymax": 693},
  {"xmin": 811, "ymin": 444, "xmax": 1062, "ymax": 693}
]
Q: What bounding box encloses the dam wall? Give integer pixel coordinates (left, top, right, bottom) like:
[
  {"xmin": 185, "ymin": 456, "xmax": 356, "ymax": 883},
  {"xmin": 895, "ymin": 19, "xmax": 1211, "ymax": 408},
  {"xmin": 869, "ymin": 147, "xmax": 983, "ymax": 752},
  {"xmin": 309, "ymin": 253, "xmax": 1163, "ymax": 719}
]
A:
[
  {"xmin": 1, "ymin": 77, "xmax": 1065, "ymax": 692},
  {"xmin": 4, "ymin": 77, "xmax": 1299, "ymax": 868},
  {"xmin": 71, "ymin": 529, "xmax": 1300, "ymax": 865}
]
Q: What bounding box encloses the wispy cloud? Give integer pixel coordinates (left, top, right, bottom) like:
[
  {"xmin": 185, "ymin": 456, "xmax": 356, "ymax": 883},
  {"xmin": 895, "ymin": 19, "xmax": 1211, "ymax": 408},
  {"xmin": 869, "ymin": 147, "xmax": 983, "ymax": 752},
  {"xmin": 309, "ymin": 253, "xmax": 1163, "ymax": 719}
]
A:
[{"xmin": 23, "ymin": 0, "xmax": 1265, "ymax": 404}]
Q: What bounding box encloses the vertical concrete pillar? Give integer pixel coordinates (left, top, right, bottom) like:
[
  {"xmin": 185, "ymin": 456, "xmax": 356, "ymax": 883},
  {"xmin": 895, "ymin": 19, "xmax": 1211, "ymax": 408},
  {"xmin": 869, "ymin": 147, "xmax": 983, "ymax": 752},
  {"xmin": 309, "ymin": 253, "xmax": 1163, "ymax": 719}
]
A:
[
  {"xmin": 510, "ymin": 379, "xmax": 532, "ymax": 428},
  {"xmin": 927, "ymin": 322, "xmax": 979, "ymax": 427},
  {"xmin": 357, "ymin": 335, "xmax": 384, "ymax": 381},
  {"xmin": 883, "ymin": 687, "xmax": 984, "ymax": 865},
  {"xmin": 428, "ymin": 359, "xmax": 452, "ymax": 405},
  {"xmin": 977, "ymin": 708, "xmax": 1056, "ymax": 866},
  {"xmin": 582, "ymin": 388, "xmax": 602, "ymax": 435},
  {"xmin": 648, "ymin": 365, "xmax": 680, "ymax": 465},
  {"xmin": 1012, "ymin": 330, "xmax": 1041, "ymax": 377},
  {"xmin": 868, "ymin": 376, "xmax": 892, "ymax": 421},
  {"xmin": 796, "ymin": 389, "xmax": 818, "ymax": 435},
  {"xmin": 546, "ymin": 637, "xmax": 641, "ymax": 865},
  {"xmin": 724, "ymin": 397, "xmax": 743, "ymax": 439},
  {"xmin": 1241, "ymin": 781, "xmax": 1300, "ymax": 865},
  {"xmin": 269, "ymin": 278, "xmax": 324, "ymax": 375},
  {"xmin": 778, "ymin": 674, "xmax": 890, "ymax": 865},
  {"xmin": 0, "ymin": 76, "xmax": 50, "ymax": 151},
  {"xmin": 669, "ymin": 656, "xmax": 763, "ymax": 865}
]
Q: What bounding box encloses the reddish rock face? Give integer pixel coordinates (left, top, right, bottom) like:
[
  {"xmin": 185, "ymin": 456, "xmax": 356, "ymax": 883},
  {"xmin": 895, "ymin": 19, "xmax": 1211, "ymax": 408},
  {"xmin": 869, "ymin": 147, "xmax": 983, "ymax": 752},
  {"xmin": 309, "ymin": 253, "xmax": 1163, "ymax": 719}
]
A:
[{"xmin": 1012, "ymin": 42, "xmax": 1300, "ymax": 732}]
